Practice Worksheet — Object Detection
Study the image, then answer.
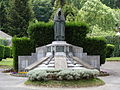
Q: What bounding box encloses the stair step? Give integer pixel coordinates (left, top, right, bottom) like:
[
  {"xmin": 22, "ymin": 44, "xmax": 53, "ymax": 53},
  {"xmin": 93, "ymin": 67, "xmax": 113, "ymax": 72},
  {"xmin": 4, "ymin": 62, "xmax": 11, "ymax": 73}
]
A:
[
  {"xmin": 69, "ymin": 67, "xmax": 85, "ymax": 69},
  {"xmin": 47, "ymin": 64, "xmax": 55, "ymax": 67},
  {"xmin": 74, "ymin": 64, "xmax": 83, "ymax": 67}
]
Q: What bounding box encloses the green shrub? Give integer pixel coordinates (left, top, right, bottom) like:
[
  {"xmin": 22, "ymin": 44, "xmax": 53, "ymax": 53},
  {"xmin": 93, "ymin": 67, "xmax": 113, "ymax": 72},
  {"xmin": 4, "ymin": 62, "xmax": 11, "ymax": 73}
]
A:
[
  {"xmin": 105, "ymin": 36, "xmax": 120, "ymax": 57},
  {"xmin": 0, "ymin": 45, "xmax": 5, "ymax": 61},
  {"xmin": 65, "ymin": 22, "xmax": 89, "ymax": 46},
  {"xmin": 82, "ymin": 37, "xmax": 107, "ymax": 65},
  {"xmin": 4, "ymin": 46, "xmax": 11, "ymax": 59},
  {"xmin": 106, "ymin": 44, "xmax": 115, "ymax": 58},
  {"xmin": 12, "ymin": 37, "xmax": 35, "ymax": 71},
  {"xmin": 28, "ymin": 21, "xmax": 89, "ymax": 47},
  {"xmin": 28, "ymin": 22, "xmax": 54, "ymax": 47},
  {"xmin": 0, "ymin": 38, "xmax": 8, "ymax": 46},
  {"xmin": 28, "ymin": 69, "xmax": 99, "ymax": 81},
  {"xmin": 28, "ymin": 21, "xmax": 106, "ymax": 65},
  {"xmin": 10, "ymin": 48, "xmax": 13, "ymax": 58}
]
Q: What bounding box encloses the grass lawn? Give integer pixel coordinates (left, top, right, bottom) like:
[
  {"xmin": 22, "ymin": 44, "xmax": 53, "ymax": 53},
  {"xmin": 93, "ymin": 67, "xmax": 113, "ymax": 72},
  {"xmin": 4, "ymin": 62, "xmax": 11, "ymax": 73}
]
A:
[
  {"xmin": 25, "ymin": 78, "xmax": 105, "ymax": 88},
  {"xmin": 0, "ymin": 58, "xmax": 13, "ymax": 69},
  {"xmin": 106, "ymin": 57, "xmax": 120, "ymax": 61}
]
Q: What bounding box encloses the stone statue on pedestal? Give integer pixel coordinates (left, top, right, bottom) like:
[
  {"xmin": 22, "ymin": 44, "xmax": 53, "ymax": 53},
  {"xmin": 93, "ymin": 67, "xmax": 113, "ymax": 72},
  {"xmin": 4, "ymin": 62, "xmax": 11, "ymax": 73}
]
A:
[{"xmin": 54, "ymin": 8, "xmax": 65, "ymax": 41}]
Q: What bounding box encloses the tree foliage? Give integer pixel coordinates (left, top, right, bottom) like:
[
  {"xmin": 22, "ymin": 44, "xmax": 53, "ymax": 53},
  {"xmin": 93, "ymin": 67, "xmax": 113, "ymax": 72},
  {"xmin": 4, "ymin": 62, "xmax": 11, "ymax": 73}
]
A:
[
  {"xmin": 8, "ymin": 0, "xmax": 34, "ymax": 37},
  {"xmin": 32, "ymin": 0, "xmax": 53, "ymax": 22},
  {"xmin": 100, "ymin": 0, "xmax": 120, "ymax": 9},
  {"xmin": 65, "ymin": 0, "xmax": 87, "ymax": 9},
  {"xmin": 76, "ymin": 0, "xmax": 117, "ymax": 32},
  {"xmin": 0, "ymin": 0, "xmax": 9, "ymax": 33}
]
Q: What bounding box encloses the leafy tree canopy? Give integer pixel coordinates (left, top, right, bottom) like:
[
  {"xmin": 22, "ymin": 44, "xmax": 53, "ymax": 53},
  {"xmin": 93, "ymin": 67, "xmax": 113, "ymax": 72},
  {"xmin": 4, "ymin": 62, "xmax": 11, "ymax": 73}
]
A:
[
  {"xmin": 76, "ymin": 0, "xmax": 117, "ymax": 32},
  {"xmin": 32, "ymin": 0, "xmax": 53, "ymax": 22}
]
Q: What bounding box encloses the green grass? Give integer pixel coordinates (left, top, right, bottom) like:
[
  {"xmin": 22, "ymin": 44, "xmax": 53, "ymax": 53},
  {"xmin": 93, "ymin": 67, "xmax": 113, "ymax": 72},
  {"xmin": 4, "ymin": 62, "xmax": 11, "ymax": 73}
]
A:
[
  {"xmin": 106, "ymin": 57, "xmax": 120, "ymax": 61},
  {"xmin": 25, "ymin": 78, "xmax": 105, "ymax": 88},
  {"xmin": 0, "ymin": 58, "xmax": 13, "ymax": 68}
]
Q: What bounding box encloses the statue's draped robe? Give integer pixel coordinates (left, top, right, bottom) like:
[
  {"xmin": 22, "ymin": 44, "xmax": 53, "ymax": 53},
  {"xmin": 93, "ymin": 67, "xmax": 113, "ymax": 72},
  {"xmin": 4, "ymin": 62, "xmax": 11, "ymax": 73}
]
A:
[{"xmin": 54, "ymin": 8, "xmax": 65, "ymax": 41}]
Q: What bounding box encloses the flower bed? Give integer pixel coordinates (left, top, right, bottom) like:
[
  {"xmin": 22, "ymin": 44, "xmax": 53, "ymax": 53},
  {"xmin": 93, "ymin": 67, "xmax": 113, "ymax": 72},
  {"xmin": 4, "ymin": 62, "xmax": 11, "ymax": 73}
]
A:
[
  {"xmin": 28, "ymin": 69, "xmax": 99, "ymax": 81},
  {"xmin": 10, "ymin": 72, "xmax": 27, "ymax": 77}
]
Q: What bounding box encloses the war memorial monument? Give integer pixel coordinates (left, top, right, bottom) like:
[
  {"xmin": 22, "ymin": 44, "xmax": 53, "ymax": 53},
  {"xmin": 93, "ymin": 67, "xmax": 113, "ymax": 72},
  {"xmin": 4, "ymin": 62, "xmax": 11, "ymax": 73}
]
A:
[{"xmin": 18, "ymin": 8, "xmax": 100, "ymax": 72}]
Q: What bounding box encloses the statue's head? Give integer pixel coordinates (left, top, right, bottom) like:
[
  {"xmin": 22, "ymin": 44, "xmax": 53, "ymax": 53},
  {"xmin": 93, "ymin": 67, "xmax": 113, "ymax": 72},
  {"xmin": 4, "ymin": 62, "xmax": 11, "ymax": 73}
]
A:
[
  {"xmin": 54, "ymin": 8, "xmax": 65, "ymax": 21},
  {"xmin": 58, "ymin": 11, "xmax": 61, "ymax": 16}
]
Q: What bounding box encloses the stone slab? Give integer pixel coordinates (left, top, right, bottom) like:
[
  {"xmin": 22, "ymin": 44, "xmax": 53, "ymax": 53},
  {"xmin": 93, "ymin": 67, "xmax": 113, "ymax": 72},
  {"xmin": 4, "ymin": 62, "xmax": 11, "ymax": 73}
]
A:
[{"xmin": 54, "ymin": 56, "xmax": 67, "ymax": 69}]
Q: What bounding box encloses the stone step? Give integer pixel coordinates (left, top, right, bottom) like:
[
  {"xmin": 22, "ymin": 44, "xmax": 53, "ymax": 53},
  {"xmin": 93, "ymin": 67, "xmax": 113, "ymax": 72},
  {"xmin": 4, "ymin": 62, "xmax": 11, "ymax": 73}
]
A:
[
  {"xmin": 69, "ymin": 67, "xmax": 86, "ymax": 69},
  {"xmin": 74, "ymin": 64, "xmax": 83, "ymax": 67},
  {"xmin": 67, "ymin": 61, "xmax": 72, "ymax": 64},
  {"xmin": 35, "ymin": 67, "xmax": 54, "ymax": 70},
  {"xmin": 47, "ymin": 64, "xmax": 55, "ymax": 67},
  {"xmin": 49, "ymin": 61, "xmax": 55, "ymax": 64}
]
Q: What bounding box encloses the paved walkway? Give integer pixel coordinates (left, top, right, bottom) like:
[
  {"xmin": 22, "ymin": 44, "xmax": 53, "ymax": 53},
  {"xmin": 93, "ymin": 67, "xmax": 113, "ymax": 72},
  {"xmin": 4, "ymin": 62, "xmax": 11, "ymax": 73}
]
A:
[{"xmin": 0, "ymin": 62, "xmax": 120, "ymax": 90}]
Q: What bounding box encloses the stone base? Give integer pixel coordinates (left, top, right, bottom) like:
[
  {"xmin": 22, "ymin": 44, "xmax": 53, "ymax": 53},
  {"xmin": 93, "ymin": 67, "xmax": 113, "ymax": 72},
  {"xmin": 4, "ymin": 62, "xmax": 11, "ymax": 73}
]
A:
[{"xmin": 18, "ymin": 41, "xmax": 100, "ymax": 71}]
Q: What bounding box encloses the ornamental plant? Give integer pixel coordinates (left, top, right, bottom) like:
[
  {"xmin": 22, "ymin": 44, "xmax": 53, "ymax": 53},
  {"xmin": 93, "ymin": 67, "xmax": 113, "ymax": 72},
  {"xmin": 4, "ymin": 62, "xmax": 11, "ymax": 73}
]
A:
[{"xmin": 27, "ymin": 69, "xmax": 99, "ymax": 81}]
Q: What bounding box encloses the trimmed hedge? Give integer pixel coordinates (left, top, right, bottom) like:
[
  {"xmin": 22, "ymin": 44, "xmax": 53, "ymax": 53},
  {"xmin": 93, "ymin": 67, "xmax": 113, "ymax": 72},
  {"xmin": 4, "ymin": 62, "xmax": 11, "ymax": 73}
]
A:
[
  {"xmin": 65, "ymin": 22, "xmax": 89, "ymax": 46},
  {"xmin": 0, "ymin": 45, "xmax": 5, "ymax": 61},
  {"xmin": 28, "ymin": 22, "xmax": 106, "ymax": 65},
  {"xmin": 28, "ymin": 22, "xmax": 54, "ymax": 47},
  {"xmin": 105, "ymin": 36, "xmax": 120, "ymax": 57},
  {"xmin": 4, "ymin": 46, "xmax": 11, "ymax": 59},
  {"xmin": 28, "ymin": 69, "xmax": 99, "ymax": 81},
  {"xmin": 28, "ymin": 21, "xmax": 89, "ymax": 47},
  {"xmin": 12, "ymin": 37, "xmax": 35, "ymax": 71},
  {"xmin": 106, "ymin": 44, "xmax": 115, "ymax": 58},
  {"xmin": 0, "ymin": 38, "xmax": 8, "ymax": 46},
  {"xmin": 82, "ymin": 37, "xmax": 107, "ymax": 65}
]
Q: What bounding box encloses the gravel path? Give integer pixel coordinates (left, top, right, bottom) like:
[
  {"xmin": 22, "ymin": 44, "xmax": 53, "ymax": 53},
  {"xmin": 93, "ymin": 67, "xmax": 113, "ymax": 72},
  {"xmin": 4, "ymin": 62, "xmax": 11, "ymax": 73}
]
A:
[{"xmin": 0, "ymin": 62, "xmax": 120, "ymax": 90}]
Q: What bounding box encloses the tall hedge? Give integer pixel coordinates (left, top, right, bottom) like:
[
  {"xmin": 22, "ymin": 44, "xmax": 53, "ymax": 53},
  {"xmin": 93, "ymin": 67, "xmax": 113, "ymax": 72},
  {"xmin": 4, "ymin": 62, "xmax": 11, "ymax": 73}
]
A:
[
  {"xmin": 82, "ymin": 37, "xmax": 107, "ymax": 65},
  {"xmin": 105, "ymin": 36, "xmax": 120, "ymax": 57},
  {"xmin": 4, "ymin": 46, "xmax": 11, "ymax": 59},
  {"xmin": 0, "ymin": 38, "xmax": 8, "ymax": 46},
  {"xmin": 28, "ymin": 22, "xmax": 54, "ymax": 47},
  {"xmin": 28, "ymin": 21, "xmax": 89, "ymax": 47},
  {"xmin": 0, "ymin": 45, "xmax": 4, "ymax": 61},
  {"xmin": 28, "ymin": 21, "xmax": 106, "ymax": 65},
  {"xmin": 65, "ymin": 22, "xmax": 89, "ymax": 46},
  {"xmin": 106, "ymin": 44, "xmax": 115, "ymax": 58},
  {"xmin": 12, "ymin": 37, "xmax": 35, "ymax": 71}
]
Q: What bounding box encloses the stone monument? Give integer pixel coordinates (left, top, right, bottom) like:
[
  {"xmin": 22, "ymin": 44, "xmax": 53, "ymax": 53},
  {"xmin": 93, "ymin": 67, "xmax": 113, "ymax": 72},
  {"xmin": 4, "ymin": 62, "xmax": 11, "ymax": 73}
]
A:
[{"xmin": 18, "ymin": 8, "xmax": 100, "ymax": 72}]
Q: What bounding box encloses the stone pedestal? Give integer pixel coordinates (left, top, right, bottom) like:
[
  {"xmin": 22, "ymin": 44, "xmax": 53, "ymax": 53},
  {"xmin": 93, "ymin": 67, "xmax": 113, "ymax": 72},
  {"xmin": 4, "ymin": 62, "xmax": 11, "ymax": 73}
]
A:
[{"xmin": 18, "ymin": 41, "xmax": 100, "ymax": 71}]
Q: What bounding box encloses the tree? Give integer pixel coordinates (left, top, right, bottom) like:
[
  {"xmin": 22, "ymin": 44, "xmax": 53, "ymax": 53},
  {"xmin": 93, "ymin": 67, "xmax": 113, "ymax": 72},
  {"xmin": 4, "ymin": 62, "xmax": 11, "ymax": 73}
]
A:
[
  {"xmin": 8, "ymin": 0, "xmax": 34, "ymax": 37},
  {"xmin": 0, "ymin": 0, "xmax": 9, "ymax": 33},
  {"xmin": 51, "ymin": 0, "xmax": 65, "ymax": 7},
  {"xmin": 65, "ymin": 0, "xmax": 88, "ymax": 9},
  {"xmin": 76, "ymin": 0, "xmax": 117, "ymax": 32},
  {"xmin": 32, "ymin": 0, "xmax": 53, "ymax": 22},
  {"xmin": 114, "ymin": 9, "xmax": 120, "ymax": 26},
  {"xmin": 50, "ymin": 0, "xmax": 78, "ymax": 21},
  {"xmin": 100, "ymin": 0, "xmax": 120, "ymax": 9}
]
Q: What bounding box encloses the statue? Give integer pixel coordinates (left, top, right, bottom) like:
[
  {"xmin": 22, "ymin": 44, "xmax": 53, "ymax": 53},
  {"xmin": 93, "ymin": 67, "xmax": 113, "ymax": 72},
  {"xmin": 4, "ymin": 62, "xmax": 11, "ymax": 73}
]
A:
[{"xmin": 54, "ymin": 8, "xmax": 65, "ymax": 41}]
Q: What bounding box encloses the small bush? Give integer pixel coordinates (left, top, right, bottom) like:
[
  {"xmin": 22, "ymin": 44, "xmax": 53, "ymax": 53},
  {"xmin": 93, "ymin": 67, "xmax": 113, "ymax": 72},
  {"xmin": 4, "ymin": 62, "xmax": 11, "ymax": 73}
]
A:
[
  {"xmin": 12, "ymin": 37, "xmax": 35, "ymax": 71},
  {"xmin": 0, "ymin": 45, "xmax": 5, "ymax": 61},
  {"xmin": 106, "ymin": 44, "xmax": 115, "ymax": 58},
  {"xmin": 27, "ymin": 69, "xmax": 99, "ymax": 81}
]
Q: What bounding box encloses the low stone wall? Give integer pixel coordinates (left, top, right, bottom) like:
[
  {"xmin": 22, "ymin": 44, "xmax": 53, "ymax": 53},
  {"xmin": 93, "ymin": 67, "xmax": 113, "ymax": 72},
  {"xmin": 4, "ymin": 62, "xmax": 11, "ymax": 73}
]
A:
[
  {"xmin": 72, "ymin": 45, "xmax": 100, "ymax": 70},
  {"xmin": 82, "ymin": 55, "xmax": 100, "ymax": 70},
  {"xmin": 18, "ymin": 42, "xmax": 100, "ymax": 71},
  {"xmin": 18, "ymin": 53, "xmax": 37, "ymax": 71}
]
